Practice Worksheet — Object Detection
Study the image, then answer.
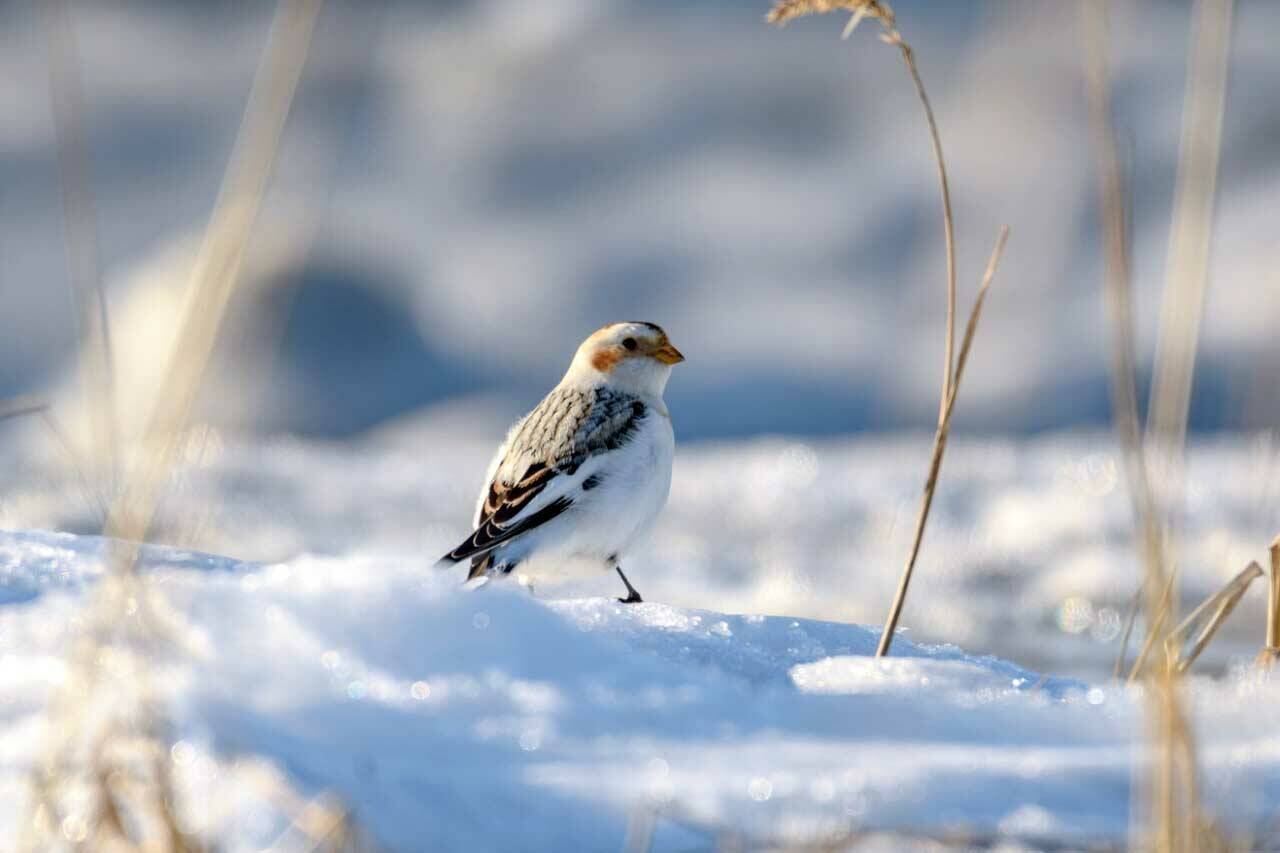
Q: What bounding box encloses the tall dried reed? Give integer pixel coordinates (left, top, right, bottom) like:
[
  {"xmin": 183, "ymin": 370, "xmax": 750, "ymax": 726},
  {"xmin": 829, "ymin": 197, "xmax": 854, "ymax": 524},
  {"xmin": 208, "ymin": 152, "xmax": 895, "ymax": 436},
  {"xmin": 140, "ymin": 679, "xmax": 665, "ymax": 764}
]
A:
[
  {"xmin": 43, "ymin": 0, "xmax": 119, "ymax": 497},
  {"xmin": 1083, "ymin": 0, "xmax": 1236, "ymax": 848},
  {"xmin": 1257, "ymin": 538, "xmax": 1280, "ymax": 668},
  {"xmin": 22, "ymin": 1, "xmax": 326, "ymax": 849},
  {"xmin": 767, "ymin": 0, "xmax": 1010, "ymax": 659}
]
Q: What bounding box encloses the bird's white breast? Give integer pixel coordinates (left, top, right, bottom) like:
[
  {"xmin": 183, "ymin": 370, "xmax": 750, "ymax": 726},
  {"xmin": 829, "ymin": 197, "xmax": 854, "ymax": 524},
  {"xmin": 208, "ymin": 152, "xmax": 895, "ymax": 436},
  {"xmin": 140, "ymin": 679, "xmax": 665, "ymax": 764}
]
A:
[{"xmin": 507, "ymin": 405, "xmax": 673, "ymax": 581}]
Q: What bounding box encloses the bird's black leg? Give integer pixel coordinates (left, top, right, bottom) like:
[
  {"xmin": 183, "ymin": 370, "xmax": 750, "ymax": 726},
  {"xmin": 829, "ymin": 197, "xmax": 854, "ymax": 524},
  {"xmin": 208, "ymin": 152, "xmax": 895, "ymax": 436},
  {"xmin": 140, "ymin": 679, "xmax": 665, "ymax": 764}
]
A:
[{"xmin": 615, "ymin": 564, "xmax": 643, "ymax": 604}]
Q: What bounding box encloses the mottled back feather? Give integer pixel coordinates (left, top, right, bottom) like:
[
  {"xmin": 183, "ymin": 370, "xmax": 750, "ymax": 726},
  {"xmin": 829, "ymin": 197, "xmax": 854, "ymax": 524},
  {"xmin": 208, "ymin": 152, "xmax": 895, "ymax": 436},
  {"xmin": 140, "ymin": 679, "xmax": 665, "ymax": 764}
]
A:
[{"xmin": 439, "ymin": 385, "xmax": 650, "ymax": 575}]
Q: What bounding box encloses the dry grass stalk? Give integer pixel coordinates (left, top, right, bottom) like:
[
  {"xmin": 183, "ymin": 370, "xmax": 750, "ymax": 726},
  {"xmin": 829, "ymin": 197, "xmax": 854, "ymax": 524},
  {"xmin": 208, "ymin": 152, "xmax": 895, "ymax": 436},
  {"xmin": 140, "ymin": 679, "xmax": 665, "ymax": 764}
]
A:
[
  {"xmin": 766, "ymin": 0, "xmax": 892, "ymax": 28},
  {"xmin": 104, "ymin": 0, "xmax": 321, "ymax": 555},
  {"xmin": 1166, "ymin": 561, "xmax": 1263, "ymax": 675},
  {"xmin": 1081, "ymin": 4, "xmax": 1178, "ymax": 848},
  {"xmin": 1145, "ymin": 0, "xmax": 1235, "ymax": 464},
  {"xmin": 1268, "ymin": 537, "xmax": 1280, "ymax": 649},
  {"xmin": 285, "ymin": 799, "xmax": 373, "ymax": 853},
  {"xmin": 0, "ymin": 396, "xmax": 107, "ymax": 520},
  {"xmin": 42, "ymin": 405, "xmax": 111, "ymax": 523},
  {"xmin": 1256, "ymin": 537, "xmax": 1280, "ymax": 668},
  {"xmin": 1082, "ymin": 3, "xmax": 1170, "ymax": 687},
  {"xmin": 24, "ymin": 584, "xmax": 202, "ymax": 852},
  {"xmin": 1127, "ymin": 569, "xmax": 1178, "ymax": 685},
  {"xmin": 42, "ymin": 0, "xmax": 120, "ymax": 495},
  {"xmin": 1136, "ymin": 0, "xmax": 1235, "ymax": 697},
  {"xmin": 1080, "ymin": 0, "xmax": 1236, "ymax": 846},
  {"xmin": 0, "ymin": 394, "xmax": 51, "ymax": 422},
  {"xmin": 770, "ymin": 0, "xmax": 957, "ymax": 427},
  {"xmin": 22, "ymin": 1, "xmax": 324, "ymax": 849},
  {"xmin": 876, "ymin": 227, "xmax": 1009, "ymax": 657},
  {"xmin": 766, "ymin": 0, "xmax": 981, "ymax": 659},
  {"xmin": 228, "ymin": 760, "xmax": 377, "ymax": 853}
]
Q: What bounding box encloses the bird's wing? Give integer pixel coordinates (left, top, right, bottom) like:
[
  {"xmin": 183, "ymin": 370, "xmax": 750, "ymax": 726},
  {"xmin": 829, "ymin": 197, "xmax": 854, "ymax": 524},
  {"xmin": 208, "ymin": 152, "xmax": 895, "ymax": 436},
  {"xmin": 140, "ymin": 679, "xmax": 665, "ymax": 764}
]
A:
[
  {"xmin": 444, "ymin": 494, "xmax": 574, "ymax": 565},
  {"xmin": 436, "ymin": 385, "xmax": 649, "ymax": 567}
]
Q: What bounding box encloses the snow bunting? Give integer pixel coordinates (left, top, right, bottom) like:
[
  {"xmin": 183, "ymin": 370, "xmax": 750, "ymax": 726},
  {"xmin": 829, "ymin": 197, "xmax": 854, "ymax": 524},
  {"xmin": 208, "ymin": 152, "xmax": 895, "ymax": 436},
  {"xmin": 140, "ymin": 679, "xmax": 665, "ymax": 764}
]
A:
[{"xmin": 436, "ymin": 322, "xmax": 683, "ymax": 602}]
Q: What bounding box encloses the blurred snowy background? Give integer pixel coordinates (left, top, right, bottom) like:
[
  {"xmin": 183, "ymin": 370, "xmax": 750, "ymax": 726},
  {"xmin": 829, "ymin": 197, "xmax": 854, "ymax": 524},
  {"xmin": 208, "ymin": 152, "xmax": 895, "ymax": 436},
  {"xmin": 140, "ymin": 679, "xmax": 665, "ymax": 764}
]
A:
[
  {"xmin": 1, "ymin": 0, "xmax": 1276, "ymax": 437},
  {"xmin": 1, "ymin": 0, "xmax": 1278, "ymax": 681}
]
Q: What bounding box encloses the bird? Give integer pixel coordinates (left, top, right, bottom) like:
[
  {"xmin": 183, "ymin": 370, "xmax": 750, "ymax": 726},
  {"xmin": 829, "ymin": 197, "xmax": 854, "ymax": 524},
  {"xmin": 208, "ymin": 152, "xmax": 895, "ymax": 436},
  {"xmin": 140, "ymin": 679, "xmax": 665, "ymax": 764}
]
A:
[{"xmin": 435, "ymin": 321, "xmax": 683, "ymax": 603}]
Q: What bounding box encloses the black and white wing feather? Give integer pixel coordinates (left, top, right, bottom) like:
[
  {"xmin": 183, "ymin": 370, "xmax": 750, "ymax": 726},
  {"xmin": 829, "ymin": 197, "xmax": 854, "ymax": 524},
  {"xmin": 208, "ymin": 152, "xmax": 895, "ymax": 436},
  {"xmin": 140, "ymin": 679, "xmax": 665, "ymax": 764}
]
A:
[{"xmin": 436, "ymin": 386, "xmax": 648, "ymax": 576}]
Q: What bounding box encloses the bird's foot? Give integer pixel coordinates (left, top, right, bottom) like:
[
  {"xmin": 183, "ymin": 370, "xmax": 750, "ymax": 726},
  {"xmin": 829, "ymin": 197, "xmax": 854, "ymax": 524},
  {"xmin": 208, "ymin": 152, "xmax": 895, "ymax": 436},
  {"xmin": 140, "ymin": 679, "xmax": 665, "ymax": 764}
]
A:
[{"xmin": 613, "ymin": 564, "xmax": 643, "ymax": 604}]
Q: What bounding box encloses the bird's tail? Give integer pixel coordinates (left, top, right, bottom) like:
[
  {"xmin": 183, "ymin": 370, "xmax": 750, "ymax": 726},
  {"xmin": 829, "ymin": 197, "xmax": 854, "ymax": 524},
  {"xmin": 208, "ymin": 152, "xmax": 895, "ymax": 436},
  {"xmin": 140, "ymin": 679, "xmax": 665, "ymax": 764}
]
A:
[
  {"xmin": 466, "ymin": 553, "xmax": 494, "ymax": 580},
  {"xmin": 433, "ymin": 550, "xmax": 495, "ymax": 584}
]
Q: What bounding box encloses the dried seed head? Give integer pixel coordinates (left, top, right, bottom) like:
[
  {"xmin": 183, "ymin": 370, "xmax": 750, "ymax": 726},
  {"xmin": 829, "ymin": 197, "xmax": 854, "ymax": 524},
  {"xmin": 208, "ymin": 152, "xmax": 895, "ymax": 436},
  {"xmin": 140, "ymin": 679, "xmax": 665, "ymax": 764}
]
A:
[{"xmin": 766, "ymin": 0, "xmax": 894, "ymax": 28}]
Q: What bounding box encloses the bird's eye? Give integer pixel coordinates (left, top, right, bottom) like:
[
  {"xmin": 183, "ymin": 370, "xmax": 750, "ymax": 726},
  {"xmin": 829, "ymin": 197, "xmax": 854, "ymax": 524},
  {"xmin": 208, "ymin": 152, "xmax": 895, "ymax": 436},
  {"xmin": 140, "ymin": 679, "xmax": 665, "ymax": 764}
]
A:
[{"xmin": 622, "ymin": 337, "xmax": 638, "ymax": 351}]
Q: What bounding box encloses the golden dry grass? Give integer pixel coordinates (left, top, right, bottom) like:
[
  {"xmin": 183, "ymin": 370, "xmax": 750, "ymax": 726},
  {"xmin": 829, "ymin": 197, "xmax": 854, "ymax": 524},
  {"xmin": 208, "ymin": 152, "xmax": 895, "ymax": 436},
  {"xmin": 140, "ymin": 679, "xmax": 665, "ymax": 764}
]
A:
[
  {"xmin": 1257, "ymin": 538, "xmax": 1280, "ymax": 668},
  {"xmin": 767, "ymin": 0, "xmax": 1005, "ymax": 661},
  {"xmin": 1082, "ymin": 0, "xmax": 1238, "ymax": 847},
  {"xmin": 20, "ymin": 1, "xmax": 338, "ymax": 850},
  {"xmin": 876, "ymin": 227, "xmax": 1008, "ymax": 657},
  {"xmin": 772, "ymin": 0, "xmax": 1250, "ymax": 848},
  {"xmin": 1168, "ymin": 561, "xmax": 1263, "ymax": 675},
  {"xmin": 765, "ymin": 0, "xmax": 893, "ymax": 29}
]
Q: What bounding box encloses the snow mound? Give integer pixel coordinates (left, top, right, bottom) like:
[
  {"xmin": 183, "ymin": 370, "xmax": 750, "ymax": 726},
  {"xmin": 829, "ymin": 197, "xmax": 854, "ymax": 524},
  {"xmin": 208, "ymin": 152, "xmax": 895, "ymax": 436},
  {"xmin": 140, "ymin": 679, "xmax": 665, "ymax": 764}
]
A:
[
  {"xmin": 8, "ymin": 430, "xmax": 1277, "ymax": 684},
  {"xmin": 2, "ymin": 529, "xmax": 1280, "ymax": 850},
  {"xmin": 792, "ymin": 655, "xmax": 1032, "ymax": 697}
]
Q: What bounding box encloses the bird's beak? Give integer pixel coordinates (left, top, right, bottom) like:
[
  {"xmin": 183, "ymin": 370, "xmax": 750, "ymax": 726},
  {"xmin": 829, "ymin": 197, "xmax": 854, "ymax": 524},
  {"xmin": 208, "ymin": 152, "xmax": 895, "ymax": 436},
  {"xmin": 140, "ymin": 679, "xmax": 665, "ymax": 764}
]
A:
[{"xmin": 654, "ymin": 343, "xmax": 685, "ymax": 365}]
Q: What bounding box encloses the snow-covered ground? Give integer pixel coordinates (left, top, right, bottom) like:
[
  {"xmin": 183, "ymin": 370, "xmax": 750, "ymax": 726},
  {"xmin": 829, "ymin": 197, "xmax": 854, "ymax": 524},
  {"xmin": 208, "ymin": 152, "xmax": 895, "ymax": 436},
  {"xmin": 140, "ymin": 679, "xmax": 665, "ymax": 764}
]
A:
[
  {"xmin": 2, "ymin": 429, "xmax": 1279, "ymax": 849},
  {"xmin": 3, "ymin": 527, "xmax": 1280, "ymax": 851},
  {"xmin": 5, "ymin": 421, "xmax": 1278, "ymax": 681}
]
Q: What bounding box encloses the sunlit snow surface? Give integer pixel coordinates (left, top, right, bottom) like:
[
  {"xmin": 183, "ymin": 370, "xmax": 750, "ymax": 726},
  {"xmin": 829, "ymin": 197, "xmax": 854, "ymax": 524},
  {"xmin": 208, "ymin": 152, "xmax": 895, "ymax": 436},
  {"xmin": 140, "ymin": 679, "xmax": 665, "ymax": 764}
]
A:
[
  {"xmin": 4, "ymin": 425, "xmax": 1279, "ymax": 679},
  {"xmin": 3, "ymin": 432, "xmax": 1280, "ymax": 848},
  {"xmin": 0, "ymin": 534, "xmax": 1279, "ymax": 848}
]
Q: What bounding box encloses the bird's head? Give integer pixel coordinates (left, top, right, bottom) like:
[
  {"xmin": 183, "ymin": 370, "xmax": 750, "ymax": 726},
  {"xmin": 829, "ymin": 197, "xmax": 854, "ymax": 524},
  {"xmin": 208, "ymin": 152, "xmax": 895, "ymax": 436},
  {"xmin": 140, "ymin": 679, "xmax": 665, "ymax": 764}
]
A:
[{"xmin": 567, "ymin": 321, "xmax": 684, "ymax": 396}]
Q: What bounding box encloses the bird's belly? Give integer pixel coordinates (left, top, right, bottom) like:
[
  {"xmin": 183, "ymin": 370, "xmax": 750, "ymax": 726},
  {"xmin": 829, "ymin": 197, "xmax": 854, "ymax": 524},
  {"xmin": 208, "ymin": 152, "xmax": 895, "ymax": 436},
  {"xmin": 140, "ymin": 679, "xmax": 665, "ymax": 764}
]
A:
[{"xmin": 505, "ymin": 420, "xmax": 672, "ymax": 580}]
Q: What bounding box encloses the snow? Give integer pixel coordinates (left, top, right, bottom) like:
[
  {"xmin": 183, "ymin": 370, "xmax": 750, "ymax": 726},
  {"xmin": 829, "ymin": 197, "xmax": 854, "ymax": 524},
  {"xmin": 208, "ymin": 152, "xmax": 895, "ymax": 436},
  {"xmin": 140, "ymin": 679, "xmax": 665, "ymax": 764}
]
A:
[
  {"xmin": 0, "ymin": 0, "xmax": 1276, "ymax": 846},
  {"xmin": 3, "ymin": 511, "xmax": 1280, "ymax": 849},
  {"xmin": 5, "ymin": 425, "xmax": 1277, "ymax": 683}
]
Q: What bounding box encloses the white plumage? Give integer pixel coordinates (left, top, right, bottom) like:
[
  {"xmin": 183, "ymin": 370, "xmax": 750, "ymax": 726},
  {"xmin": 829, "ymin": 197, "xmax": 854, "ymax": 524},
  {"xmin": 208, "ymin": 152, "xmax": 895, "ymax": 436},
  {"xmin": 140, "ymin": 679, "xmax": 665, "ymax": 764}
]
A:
[{"xmin": 436, "ymin": 322, "xmax": 683, "ymax": 601}]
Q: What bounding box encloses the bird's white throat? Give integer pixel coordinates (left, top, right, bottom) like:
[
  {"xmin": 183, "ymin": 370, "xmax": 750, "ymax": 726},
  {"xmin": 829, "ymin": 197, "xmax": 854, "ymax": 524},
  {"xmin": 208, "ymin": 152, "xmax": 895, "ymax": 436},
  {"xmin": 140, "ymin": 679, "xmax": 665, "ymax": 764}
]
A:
[{"xmin": 564, "ymin": 354, "xmax": 673, "ymax": 399}]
